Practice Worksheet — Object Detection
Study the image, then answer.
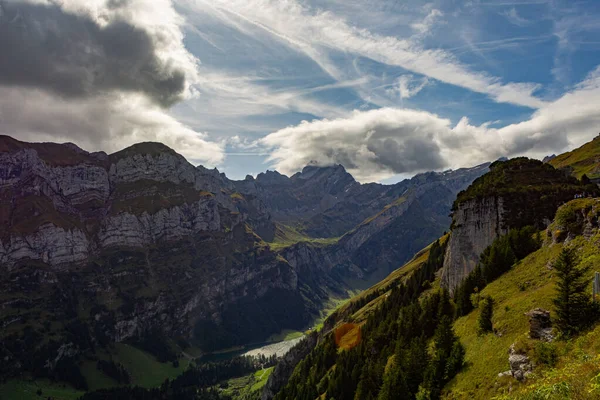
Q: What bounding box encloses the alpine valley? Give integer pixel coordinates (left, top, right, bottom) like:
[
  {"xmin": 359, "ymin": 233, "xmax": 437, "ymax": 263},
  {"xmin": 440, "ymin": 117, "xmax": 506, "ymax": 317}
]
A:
[{"xmin": 3, "ymin": 134, "xmax": 600, "ymax": 400}]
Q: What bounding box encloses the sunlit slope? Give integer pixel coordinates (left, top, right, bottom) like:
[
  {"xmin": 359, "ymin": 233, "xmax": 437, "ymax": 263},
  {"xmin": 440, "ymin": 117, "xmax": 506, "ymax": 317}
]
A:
[
  {"xmin": 550, "ymin": 135, "xmax": 600, "ymax": 179},
  {"xmin": 447, "ymin": 199, "xmax": 600, "ymax": 399}
]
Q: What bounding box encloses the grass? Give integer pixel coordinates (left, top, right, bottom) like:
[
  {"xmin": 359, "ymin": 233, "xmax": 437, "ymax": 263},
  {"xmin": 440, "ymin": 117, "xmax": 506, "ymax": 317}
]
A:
[
  {"xmin": 250, "ymin": 367, "xmax": 274, "ymax": 392},
  {"xmin": 267, "ymin": 329, "xmax": 306, "ymax": 342},
  {"xmin": 358, "ymin": 195, "xmax": 408, "ymax": 227},
  {"xmin": 112, "ymin": 343, "xmax": 189, "ymax": 388},
  {"xmin": 268, "ymin": 223, "xmax": 339, "ymax": 251},
  {"xmin": 110, "ymin": 180, "xmax": 204, "ymax": 215},
  {"xmin": 335, "ymin": 323, "xmax": 361, "ymax": 350},
  {"xmin": 445, "ymin": 230, "xmax": 600, "ymax": 399},
  {"xmin": 81, "ymin": 360, "xmax": 118, "ymax": 391},
  {"xmin": 220, "ymin": 366, "xmax": 274, "ymax": 398},
  {"xmin": 0, "ymin": 379, "xmax": 83, "ymax": 400},
  {"xmin": 108, "ymin": 142, "xmax": 178, "ymax": 162},
  {"xmin": 549, "ymin": 135, "xmax": 600, "ymax": 179},
  {"xmin": 312, "ymin": 295, "xmax": 356, "ymax": 332}
]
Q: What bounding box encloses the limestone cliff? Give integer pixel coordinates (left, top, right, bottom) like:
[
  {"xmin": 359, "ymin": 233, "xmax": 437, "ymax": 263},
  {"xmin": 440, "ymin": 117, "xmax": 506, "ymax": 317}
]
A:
[
  {"xmin": 278, "ymin": 164, "xmax": 490, "ymax": 284},
  {"xmin": 440, "ymin": 158, "xmax": 597, "ymax": 292},
  {"xmin": 441, "ymin": 197, "xmax": 506, "ymax": 291},
  {"xmin": 0, "ymin": 136, "xmax": 302, "ymax": 366}
]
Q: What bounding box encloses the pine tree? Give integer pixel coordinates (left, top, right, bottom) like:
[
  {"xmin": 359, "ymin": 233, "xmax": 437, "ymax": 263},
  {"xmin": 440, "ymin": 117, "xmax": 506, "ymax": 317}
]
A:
[
  {"xmin": 402, "ymin": 336, "xmax": 430, "ymax": 396},
  {"xmin": 553, "ymin": 248, "xmax": 592, "ymax": 336},
  {"xmin": 423, "ymin": 316, "xmax": 463, "ymax": 399},
  {"xmin": 477, "ymin": 296, "xmax": 494, "ymax": 334},
  {"xmin": 445, "ymin": 341, "xmax": 465, "ymax": 378},
  {"xmin": 377, "ymin": 358, "xmax": 407, "ymax": 400}
]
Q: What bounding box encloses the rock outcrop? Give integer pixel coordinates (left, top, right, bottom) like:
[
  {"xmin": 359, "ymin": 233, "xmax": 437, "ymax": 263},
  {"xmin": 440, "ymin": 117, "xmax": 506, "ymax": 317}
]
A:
[
  {"xmin": 526, "ymin": 308, "xmax": 554, "ymax": 341},
  {"xmin": 441, "ymin": 158, "xmax": 597, "ymax": 292},
  {"xmin": 276, "ymin": 165, "xmax": 491, "ymax": 282},
  {"xmin": 0, "ymin": 136, "xmax": 301, "ymax": 363},
  {"xmin": 499, "ymin": 343, "xmax": 533, "ymax": 381},
  {"xmin": 441, "ymin": 197, "xmax": 506, "ymax": 291}
]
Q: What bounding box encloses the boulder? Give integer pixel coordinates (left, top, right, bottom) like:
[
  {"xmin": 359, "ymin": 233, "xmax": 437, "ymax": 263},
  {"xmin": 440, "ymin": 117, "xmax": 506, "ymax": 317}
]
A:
[
  {"xmin": 499, "ymin": 343, "xmax": 533, "ymax": 381},
  {"xmin": 526, "ymin": 308, "xmax": 554, "ymax": 341}
]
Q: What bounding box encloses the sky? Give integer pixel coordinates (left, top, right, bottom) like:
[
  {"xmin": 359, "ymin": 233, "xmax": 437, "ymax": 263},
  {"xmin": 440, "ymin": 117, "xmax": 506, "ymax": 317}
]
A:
[{"xmin": 1, "ymin": 0, "xmax": 600, "ymax": 182}]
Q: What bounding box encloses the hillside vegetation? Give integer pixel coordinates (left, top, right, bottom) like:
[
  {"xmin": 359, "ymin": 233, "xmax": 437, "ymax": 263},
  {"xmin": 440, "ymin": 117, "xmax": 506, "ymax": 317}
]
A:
[
  {"xmin": 453, "ymin": 157, "xmax": 598, "ymax": 229},
  {"xmin": 550, "ymin": 135, "xmax": 600, "ymax": 180},
  {"xmin": 449, "ymin": 198, "xmax": 600, "ymax": 399},
  {"xmin": 266, "ymin": 154, "xmax": 600, "ymax": 400}
]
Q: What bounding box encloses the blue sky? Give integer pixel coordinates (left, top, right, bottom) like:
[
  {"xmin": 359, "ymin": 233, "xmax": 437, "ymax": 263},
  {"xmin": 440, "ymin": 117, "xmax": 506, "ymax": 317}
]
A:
[
  {"xmin": 168, "ymin": 0, "xmax": 600, "ymax": 181},
  {"xmin": 2, "ymin": 0, "xmax": 600, "ymax": 182}
]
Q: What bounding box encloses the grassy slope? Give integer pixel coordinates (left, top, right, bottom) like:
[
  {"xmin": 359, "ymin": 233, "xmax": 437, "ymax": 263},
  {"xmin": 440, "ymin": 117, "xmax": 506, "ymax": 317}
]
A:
[
  {"xmin": 0, "ymin": 380, "xmax": 84, "ymax": 400},
  {"xmin": 268, "ymin": 223, "xmax": 339, "ymax": 251},
  {"xmin": 324, "ymin": 238, "xmax": 442, "ymax": 330},
  {"xmin": 112, "ymin": 343, "xmax": 189, "ymax": 388},
  {"xmin": 0, "ymin": 344, "xmax": 190, "ymax": 399},
  {"xmin": 446, "ymin": 230, "xmax": 600, "ymax": 399},
  {"xmin": 221, "ymin": 366, "xmax": 274, "ymax": 398},
  {"xmin": 293, "ymin": 192, "xmax": 600, "ymax": 399},
  {"xmin": 550, "ymin": 136, "xmax": 600, "ymax": 179}
]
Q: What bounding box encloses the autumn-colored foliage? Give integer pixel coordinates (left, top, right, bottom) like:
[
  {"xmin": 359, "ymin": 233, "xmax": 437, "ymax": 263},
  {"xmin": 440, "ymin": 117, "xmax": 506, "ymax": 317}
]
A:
[{"xmin": 334, "ymin": 323, "xmax": 361, "ymax": 350}]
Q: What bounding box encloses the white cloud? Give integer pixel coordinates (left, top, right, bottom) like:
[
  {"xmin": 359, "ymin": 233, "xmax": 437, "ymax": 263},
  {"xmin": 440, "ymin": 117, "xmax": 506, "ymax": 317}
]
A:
[
  {"xmin": 501, "ymin": 7, "xmax": 531, "ymax": 27},
  {"xmin": 411, "ymin": 8, "xmax": 444, "ymax": 36},
  {"xmin": 0, "ymin": 0, "xmax": 225, "ymax": 165},
  {"xmin": 261, "ymin": 66, "xmax": 600, "ymax": 182},
  {"xmin": 181, "ymin": 0, "xmax": 546, "ymax": 109},
  {"xmin": 387, "ymin": 74, "xmax": 431, "ymax": 100},
  {"xmin": 0, "ymin": 87, "xmax": 225, "ymax": 165}
]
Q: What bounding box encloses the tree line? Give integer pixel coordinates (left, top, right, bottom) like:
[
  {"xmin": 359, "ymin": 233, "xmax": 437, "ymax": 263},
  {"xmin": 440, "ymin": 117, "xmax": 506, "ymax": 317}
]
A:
[{"xmin": 274, "ymin": 239, "xmax": 466, "ymax": 400}]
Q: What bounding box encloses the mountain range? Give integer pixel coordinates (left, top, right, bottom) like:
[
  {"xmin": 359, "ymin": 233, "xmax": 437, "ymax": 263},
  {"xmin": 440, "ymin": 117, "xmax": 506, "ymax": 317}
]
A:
[
  {"xmin": 5, "ymin": 133, "xmax": 600, "ymax": 400},
  {"xmin": 0, "ymin": 134, "xmax": 488, "ymax": 392}
]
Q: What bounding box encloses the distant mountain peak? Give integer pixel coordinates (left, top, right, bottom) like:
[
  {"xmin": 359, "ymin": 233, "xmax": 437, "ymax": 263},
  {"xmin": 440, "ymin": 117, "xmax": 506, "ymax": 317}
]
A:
[
  {"xmin": 300, "ymin": 163, "xmax": 346, "ymax": 173},
  {"xmin": 109, "ymin": 141, "xmax": 181, "ymax": 163},
  {"xmin": 255, "ymin": 169, "xmax": 290, "ymax": 185}
]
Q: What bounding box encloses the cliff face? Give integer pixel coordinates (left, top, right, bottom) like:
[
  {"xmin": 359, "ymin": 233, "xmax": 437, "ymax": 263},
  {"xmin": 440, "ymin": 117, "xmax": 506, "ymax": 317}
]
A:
[
  {"xmin": 440, "ymin": 158, "xmax": 598, "ymax": 292},
  {"xmin": 0, "ymin": 136, "xmax": 301, "ymax": 362},
  {"xmin": 278, "ymin": 164, "xmax": 490, "ymax": 284},
  {"xmin": 0, "ymin": 135, "xmax": 492, "ymax": 386},
  {"xmin": 441, "ymin": 197, "xmax": 506, "ymax": 291}
]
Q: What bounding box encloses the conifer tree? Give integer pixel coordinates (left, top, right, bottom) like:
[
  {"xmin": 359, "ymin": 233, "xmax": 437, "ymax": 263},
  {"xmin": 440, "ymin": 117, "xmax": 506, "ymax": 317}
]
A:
[
  {"xmin": 553, "ymin": 248, "xmax": 591, "ymax": 336},
  {"xmin": 445, "ymin": 341, "xmax": 465, "ymax": 378},
  {"xmin": 423, "ymin": 316, "xmax": 464, "ymax": 399},
  {"xmin": 377, "ymin": 359, "xmax": 407, "ymax": 400},
  {"xmin": 477, "ymin": 296, "xmax": 494, "ymax": 334}
]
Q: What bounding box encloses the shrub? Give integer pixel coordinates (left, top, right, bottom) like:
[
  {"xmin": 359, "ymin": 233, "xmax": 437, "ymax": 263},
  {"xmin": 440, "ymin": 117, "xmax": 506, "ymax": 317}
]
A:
[
  {"xmin": 477, "ymin": 296, "xmax": 494, "ymax": 335},
  {"xmin": 533, "ymin": 342, "xmax": 558, "ymax": 367}
]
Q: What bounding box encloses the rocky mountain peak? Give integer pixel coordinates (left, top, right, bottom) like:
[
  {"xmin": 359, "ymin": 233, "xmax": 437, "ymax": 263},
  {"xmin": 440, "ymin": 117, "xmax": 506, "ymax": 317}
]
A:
[
  {"xmin": 109, "ymin": 141, "xmax": 180, "ymax": 162},
  {"xmin": 252, "ymin": 170, "xmax": 289, "ymax": 187},
  {"xmin": 0, "ymin": 135, "xmax": 106, "ymax": 167},
  {"xmin": 297, "ymin": 163, "xmax": 348, "ymax": 178}
]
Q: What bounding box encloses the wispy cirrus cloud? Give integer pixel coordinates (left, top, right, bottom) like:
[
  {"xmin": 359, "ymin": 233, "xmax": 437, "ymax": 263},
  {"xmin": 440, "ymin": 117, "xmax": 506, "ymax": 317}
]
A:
[
  {"xmin": 501, "ymin": 7, "xmax": 532, "ymax": 27},
  {"xmin": 180, "ymin": 0, "xmax": 546, "ymax": 109}
]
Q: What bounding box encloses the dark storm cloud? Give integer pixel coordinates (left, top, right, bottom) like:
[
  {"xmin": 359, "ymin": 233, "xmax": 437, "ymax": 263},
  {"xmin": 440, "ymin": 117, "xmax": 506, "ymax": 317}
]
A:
[
  {"xmin": 367, "ymin": 136, "xmax": 445, "ymax": 173},
  {"xmin": 261, "ymin": 108, "xmax": 453, "ymax": 182},
  {"xmin": 0, "ymin": 1, "xmax": 186, "ymax": 107}
]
